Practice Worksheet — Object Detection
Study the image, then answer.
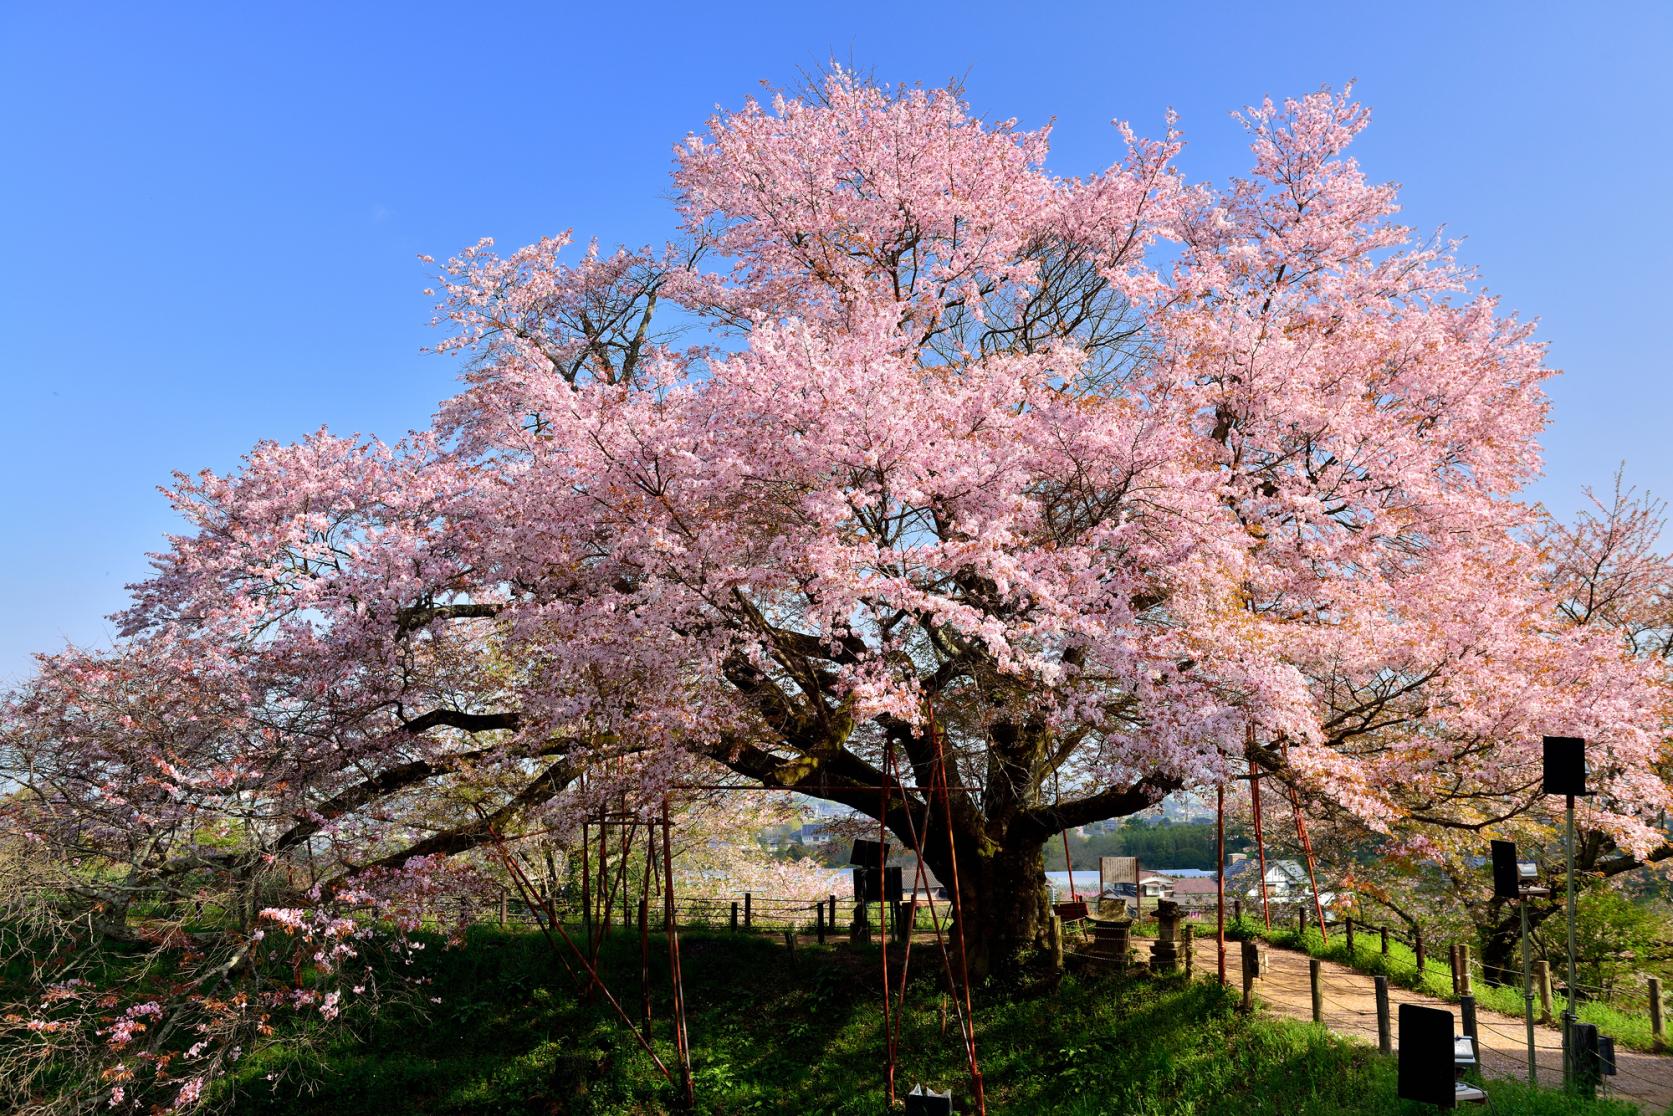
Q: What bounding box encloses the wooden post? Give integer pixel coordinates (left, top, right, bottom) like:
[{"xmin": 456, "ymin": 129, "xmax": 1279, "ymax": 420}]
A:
[
  {"xmin": 744, "ymin": 892, "xmax": 752, "ymax": 930},
  {"xmin": 1650, "ymin": 975, "xmax": 1665, "ymax": 1050},
  {"xmin": 1380, "ymin": 926, "xmax": 1389, "ymax": 956},
  {"xmin": 1241, "ymin": 940, "xmax": 1258, "ymax": 1013},
  {"xmin": 783, "ymin": 928, "xmax": 797, "ymax": 963},
  {"xmin": 1535, "ymin": 959, "xmax": 1554, "ymax": 1022},
  {"xmin": 1048, "ymin": 913, "xmax": 1064, "ymax": 971},
  {"xmin": 816, "ymin": 901, "xmax": 827, "ymax": 944},
  {"xmin": 1345, "ymin": 917, "xmax": 1355, "ymax": 957},
  {"xmin": 1414, "ymin": 931, "xmax": 1426, "ymax": 980},
  {"xmin": 1299, "ymin": 906, "xmax": 1307, "ymax": 936},
  {"xmin": 1310, "ymin": 958, "xmax": 1323, "ymax": 1023},
  {"xmin": 730, "ymin": 901, "xmax": 739, "ymax": 932},
  {"xmin": 1234, "ymin": 897, "xmax": 1242, "ymax": 923},
  {"xmin": 1183, "ymin": 923, "xmax": 1194, "ymax": 976},
  {"xmin": 828, "ymin": 894, "xmax": 837, "ymax": 930},
  {"xmin": 1461, "ymin": 993, "xmax": 1478, "ymax": 1045},
  {"xmin": 1374, "ymin": 975, "xmax": 1391, "ymax": 1055},
  {"xmin": 1459, "ymin": 943, "xmax": 1473, "ymax": 995},
  {"xmin": 1450, "ymin": 943, "xmax": 1461, "ymax": 993}
]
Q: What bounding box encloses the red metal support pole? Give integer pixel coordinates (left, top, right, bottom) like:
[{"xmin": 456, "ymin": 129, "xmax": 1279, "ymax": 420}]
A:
[
  {"xmin": 1288, "ymin": 784, "xmax": 1329, "ymax": 944},
  {"xmin": 660, "ymin": 800, "xmax": 694, "ymax": 1106},
  {"xmin": 932, "ymin": 711, "xmax": 985, "ymax": 1115},
  {"xmin": 1217, "ymin": 784, "xmax": 1227, "ymax": 986},
  {"xmin": 640, "ymin": 831, "xmax": 654, "ymax": 1043},
  {"xmin": 1054, "ymin": 766, "xmax": 1077, "ymax": 901},
  {"xmin": 598, "ymin": 807, "xmax": 611, "ymax": 951},
  {"xmin": 878, "ymin": 733, "xmax": 896, "ymax": 1106},
  {"xmin": 1248, "ymin": 724, "xmax": 1272, "ymax": 931}
]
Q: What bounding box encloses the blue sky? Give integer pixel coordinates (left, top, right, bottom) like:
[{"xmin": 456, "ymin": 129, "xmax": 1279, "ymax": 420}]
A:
[{"xmin": 3, "ymin": 2, "xmax": 1670, "ymax": 682}]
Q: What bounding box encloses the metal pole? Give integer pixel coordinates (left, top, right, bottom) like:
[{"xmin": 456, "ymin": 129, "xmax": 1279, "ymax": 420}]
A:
[
  {"xmin": 1565, "ymin": 793, "xmax": 1578, "ymax": 1088},
  {"xmin": 1248, "ymin": 726, "xmax": 1272, "ymax": 930},
  {"xmin": 878, "ymin": 734, "xmax": 895, "ymax": 1106},
  {"xmin": 1216, "ymin": 784, "xmax": 1226, "ymax": 986},
  {"xmin": 1523, "ymin": 897, "xmax": 1536, "ymax": 1084},
  {"xmin": 660, "ymin": 801, "xmax": 694, "ymax": 1107}
]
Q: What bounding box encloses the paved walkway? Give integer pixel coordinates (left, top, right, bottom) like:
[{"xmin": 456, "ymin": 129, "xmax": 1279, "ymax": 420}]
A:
[{"xmin": 1188, "ymin": 938, "xmax": 1673, "ymax": 1113}]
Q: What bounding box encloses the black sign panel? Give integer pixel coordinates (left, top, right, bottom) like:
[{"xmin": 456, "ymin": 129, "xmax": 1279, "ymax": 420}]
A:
[
  {"xmin": 1397, "ymin": 1003, "xmax": 1457, "ymax": 1108},
  {"xmin": 1542, "ymin": 735, "xmax": 1590, "ymax": 797},
  {"xmin": 852, "ymin": 866, "xmax": 904, "ymax": 903},
  {"xmin": 849, "ymin": 839, "xmax": 891, "ymax": 866},
  {"xmin": 1491, "ymin": 840, "xmax": 1521, "ymax": 900}
]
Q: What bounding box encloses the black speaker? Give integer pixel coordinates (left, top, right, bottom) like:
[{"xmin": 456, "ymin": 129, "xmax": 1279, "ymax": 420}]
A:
[
  {"xmin": 1598, "ymin": 1035, "xmax": 1617, "ymax": 1077},
  {"xmin": 903, "ymin": 1085, "xmax": 952, "ymax": 1115},
  {"xmin": 1573, "ymin": 1022, "xmax": 1603, "ymax": 1088},
  {"xmin": 1542, "ymin": 736, "xmax": 1590, "ymax": 796},
  {"xmin": 849, "ymin": 838, "xmax": 891, "ymax": 866},
  {"xmin": 1397, "ymin": 1003, "xmax": 1457, "ymax": 1107},
  {"xmin": 1491, "ymin": 840, "xmax": 1521, "ymax": 900}
]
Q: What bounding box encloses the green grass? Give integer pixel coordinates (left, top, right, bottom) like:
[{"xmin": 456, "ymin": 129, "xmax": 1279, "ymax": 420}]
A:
[
  {"xmin": 222, "ymin": 926, "xmax": 1652, "ymax": 1115},
  {"xmin": 1227, "ymin": 917, "xmax": 1661, "ymax": 1054}
]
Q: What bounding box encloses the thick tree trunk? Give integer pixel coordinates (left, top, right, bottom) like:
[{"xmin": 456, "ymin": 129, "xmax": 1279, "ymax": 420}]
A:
[{"xmin": 925, "ymin": 832, "xmax": 1051, "ymax": 979}]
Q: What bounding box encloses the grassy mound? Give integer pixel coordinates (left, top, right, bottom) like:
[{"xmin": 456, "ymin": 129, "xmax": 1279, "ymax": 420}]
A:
[{"xmin": 225, "ymin": 926, "xmax": 1645, "ymax": 1115}]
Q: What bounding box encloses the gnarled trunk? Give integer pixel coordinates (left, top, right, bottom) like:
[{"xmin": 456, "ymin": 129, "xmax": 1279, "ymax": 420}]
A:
[{"xmin": 924, "ymin": 831, "xmax": 1051, "ymax": 979}]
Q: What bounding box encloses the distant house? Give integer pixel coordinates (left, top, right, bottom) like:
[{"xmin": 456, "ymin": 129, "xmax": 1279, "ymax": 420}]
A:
[
  {"xmin": 1241, "ymin": 859, "xmax": 1335, "ymax": 910},
  {"xmin": 1139, "ymin": 874, "xmax": 1174, "ymax": 900},
  {"xmin": 1169, "ymin": 877, "xmax": 1221, "ymax": 910}
]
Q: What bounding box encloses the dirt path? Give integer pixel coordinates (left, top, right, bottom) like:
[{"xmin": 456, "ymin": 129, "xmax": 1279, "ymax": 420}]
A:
[{"xmin": 1187, "ymin": 938, "xmax": 1673, "ymax": 1113}]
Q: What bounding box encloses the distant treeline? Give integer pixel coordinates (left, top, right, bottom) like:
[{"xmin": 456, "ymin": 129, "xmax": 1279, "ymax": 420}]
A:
[
  {"xmin": 781, "ymin": 817, "xmax": 1248, "ymax": 873},
  {"xmin": 1044, "ymin": 820, "xmax": 1250, "ymax": 873}
]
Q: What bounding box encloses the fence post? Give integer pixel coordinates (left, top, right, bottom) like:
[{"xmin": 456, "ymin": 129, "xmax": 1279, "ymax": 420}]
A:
[
  {"xmin": 1534, "ymin": 960, "xmax": 1554, "ymax": 1022},
  {"xmin": 1299, "ymin": 907, "xmax": 1308, "ymax": 936},
  {"xmin": 1380, "ymin": 926, "xmax": 1389, "ymax": 956},
  {"xmin": 730, "ymin": 901, "xmax": 739, "ymax": 932},
  {"xmin": 1459, "ymin": 943, "xmax": 1473, "ymax": 996},
  {"xmin": 1450, "ymin": 944, "xmax": 1460, "ymax": 994},
  {"xmin": 1375, "ymin": 974, "xmax": 1391, "ymax": 1055},
  {"xmin": 1345, "ymin": 917, "xmax": 1356, "ymax": 957},
  {"xmin": 1650, "ymin": 975, "xmax": 1665, "ymax": 1050},
  {"xmin": 1233, "ymin": 898, "xmax": 1242, "ymax": 923},
  {"xmin": 828, "ymin": 894, "xmax": 837, "ymax": 931},
  {"xmin": 816, "ymin": 901, "xmax": 826, "ymax": 943},
  {"xmin": 744, "ymin": 892, "xmax": 752, "ymax": 930},
  {"xmin": 1461, "ymin": 993, "xmax": 1478, "ymax": 1046},
  {"xmin": 1241, "ymin": 940, "xmax": 1258, "ymax": 1012},
  {"xmin": 1414, "ymin": 931, "xmax": 1426, "ymax": 979},
  {"xmin": 1310, "ymin": 958, "xmax": 1323, "ymax": 1023}
]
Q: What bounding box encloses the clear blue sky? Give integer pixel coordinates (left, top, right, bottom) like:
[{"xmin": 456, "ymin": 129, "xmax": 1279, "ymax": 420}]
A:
[{"xmin": 3, "ymin": 2, "xmax": 1670, "ymax": 683}]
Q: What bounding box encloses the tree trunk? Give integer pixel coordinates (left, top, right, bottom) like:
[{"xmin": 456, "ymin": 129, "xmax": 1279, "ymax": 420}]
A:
[
  {"xmin": 925, "ymin": 831, "xmax": 1050, "ymax": 979},
  {"xmin": 1478, "ymin": 901, "xmax": 1558, "ymax": 988}
]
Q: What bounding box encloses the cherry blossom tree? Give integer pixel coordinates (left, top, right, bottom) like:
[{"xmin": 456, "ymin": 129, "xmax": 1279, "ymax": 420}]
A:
[
  {"xmin": 1318, "ymin": 475, "xmax": 1673, "ymax": 984},
  {"xmin": 6, "ymin": 74, "xmax": 1669, "ymax": 1051}
]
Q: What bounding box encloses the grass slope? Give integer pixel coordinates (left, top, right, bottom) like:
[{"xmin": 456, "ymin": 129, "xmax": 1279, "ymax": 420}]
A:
[{"xmin": 225, "ymin": 926, "xmax": 1648, "ymax": 1115}]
